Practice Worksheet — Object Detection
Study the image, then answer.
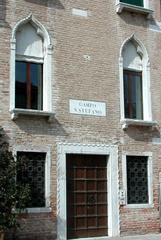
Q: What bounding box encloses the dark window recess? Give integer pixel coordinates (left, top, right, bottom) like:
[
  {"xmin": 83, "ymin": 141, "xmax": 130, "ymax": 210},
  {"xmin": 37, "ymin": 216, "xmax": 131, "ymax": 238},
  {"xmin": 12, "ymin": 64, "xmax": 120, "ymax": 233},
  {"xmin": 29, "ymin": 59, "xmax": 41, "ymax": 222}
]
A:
[
  {"xmin": 120, "ymin": 0, "xmax": 144, "ymax": 7},
  {"xmin": 15, "ymin": 61, "xmax": 43, "ymax": 110},
  {"xmin": 127, "ymin": 156, "xmax": 148, "ymax": 204},
  {"xmin": 17, "ymin": 152, "xmax": 46, "ymax": 208},
  {"xmin": 124, "ymin": 70, "xmax": 143, "ymax": 120}
]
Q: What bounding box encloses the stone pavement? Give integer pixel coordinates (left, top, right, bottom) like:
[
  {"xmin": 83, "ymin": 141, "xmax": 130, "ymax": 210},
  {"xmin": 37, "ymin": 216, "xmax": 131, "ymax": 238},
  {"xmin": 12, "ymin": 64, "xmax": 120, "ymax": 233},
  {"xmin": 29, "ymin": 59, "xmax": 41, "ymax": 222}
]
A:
[{"xmin": 109, "ymin": 234, "xmax": 161, "ymax": 240}]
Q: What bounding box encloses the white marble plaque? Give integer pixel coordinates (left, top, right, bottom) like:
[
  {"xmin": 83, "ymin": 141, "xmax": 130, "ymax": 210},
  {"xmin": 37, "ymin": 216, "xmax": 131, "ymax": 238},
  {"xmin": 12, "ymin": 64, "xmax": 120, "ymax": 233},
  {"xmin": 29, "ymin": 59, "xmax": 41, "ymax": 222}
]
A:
[
  {"xmin": 72, "ymin": 8, "xmax": 88, "ymax": 17},
  {"xmin": 69, "ymin": 99, "xmax": 106, "ymax": 116}
]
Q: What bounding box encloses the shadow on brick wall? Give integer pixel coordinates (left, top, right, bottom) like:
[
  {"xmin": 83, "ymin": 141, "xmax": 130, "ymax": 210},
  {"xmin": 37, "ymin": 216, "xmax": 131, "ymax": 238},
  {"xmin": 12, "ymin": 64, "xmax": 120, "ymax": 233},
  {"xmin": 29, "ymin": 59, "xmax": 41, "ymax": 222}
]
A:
[
  {"xmin": 24, "ymin": 0, "xmax": 65, "ymax": 9},
  {"xmin": 0, "ymin": 0, "xmax": 6, "ymax": 21},
  {"xmin": 118, "ymin": 12, "xmax": 148, "ymax": 28},
  {"xmin": 125, "ymin": 126, "xmax": 160, "ymax": 142},
  {"xmin": 14, "ymin": 117, "xmax": 68, "ymax": 137},
  {"xmin": 6, "ymin": 213, "xmax": 57, "ymax": 240}
]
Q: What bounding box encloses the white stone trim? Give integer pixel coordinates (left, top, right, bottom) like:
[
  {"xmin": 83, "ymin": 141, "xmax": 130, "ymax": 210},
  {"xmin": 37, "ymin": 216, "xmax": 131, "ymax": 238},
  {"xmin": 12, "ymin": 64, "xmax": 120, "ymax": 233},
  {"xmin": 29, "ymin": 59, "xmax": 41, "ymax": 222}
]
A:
[
  {"xmin": 71, "ymin": 238, "xmax": 109, "ymax": 240},
  {"xmin": 116, "ymin": 3, "xmax": 153, "ymax": 18},
  {"xmin": 121, "ymin": 119, "xmax": 157, "ymax": 130},
  {"xmin": 119, "ymin": 34, "xmax": 153, "ymax": 128},
  {"xmin": 10, "ymin": 108, "xmax": 55, "ymax": 122},
  {"xmin": 72, "ymin": 8, "xmax": 88, "ymax": 17},
  {"xmin": 16, "ymin": 54, "xmax": 44, "ymax": 63},
  {"xmin": 57, "ymin": 143, "xmax": 120, "ymax": 240},
  {"xmin": 10, "ymin": 14, "xmax": 53, "ymax": 113},
  {"xmin": 149, "ymin": 21, "xmax": 161, "ymax": 33},
  {"xmin": 25, "ymin": 207, "xmax": 52, "ymax": 213},
  {"xmin": 13, "ymin": 145, "xmax": 51, "ymax": 212},
  {"xmin": 122, "ymin": 152, "xmax": 153, "ymax": 208}
]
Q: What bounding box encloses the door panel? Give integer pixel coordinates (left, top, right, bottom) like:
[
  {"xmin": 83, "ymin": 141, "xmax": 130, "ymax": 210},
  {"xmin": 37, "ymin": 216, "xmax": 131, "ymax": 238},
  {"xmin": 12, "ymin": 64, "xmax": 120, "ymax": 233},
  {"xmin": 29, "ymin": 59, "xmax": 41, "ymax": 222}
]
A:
[{"xmin": 67, "ymin": 154, "xmax": 108, "ymax": 239}]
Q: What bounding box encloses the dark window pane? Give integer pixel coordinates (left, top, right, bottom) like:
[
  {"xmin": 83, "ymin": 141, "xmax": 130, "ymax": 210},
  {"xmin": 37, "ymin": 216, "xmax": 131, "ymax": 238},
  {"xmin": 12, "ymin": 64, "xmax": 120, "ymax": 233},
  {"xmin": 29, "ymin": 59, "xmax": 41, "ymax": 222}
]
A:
[
  {"xmin": 17, "ymin": 152, "xmax": 46, "ymax": 208},
  {"xmin": 15, "ymin": 61, "xmax": 43, "ymax": 110},
  {"xmin": 31, "ymin": 63, "xmax": 43, "ymax": 110},
  {"xmin": 120, "ymin": 0, "xmax": 143, "ymax": 7},
  {"xmin": 124, "ymin": 70, "xmax": 143, "ymax": 119},
  {"xmin": 127, "ymin": 156, "xmax": 148, "ymax": 204},
  {"xmin": 15, "ymin": 62, "xmax": 27, "ymax": 108}
]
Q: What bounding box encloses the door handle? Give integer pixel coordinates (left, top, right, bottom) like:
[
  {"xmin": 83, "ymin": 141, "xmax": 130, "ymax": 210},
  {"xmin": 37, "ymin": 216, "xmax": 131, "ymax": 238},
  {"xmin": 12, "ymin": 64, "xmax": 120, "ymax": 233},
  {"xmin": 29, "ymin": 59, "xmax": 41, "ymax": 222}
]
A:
[{"xmin": 87, "ymin": 195, "xmax": 96, "ymax": 204}]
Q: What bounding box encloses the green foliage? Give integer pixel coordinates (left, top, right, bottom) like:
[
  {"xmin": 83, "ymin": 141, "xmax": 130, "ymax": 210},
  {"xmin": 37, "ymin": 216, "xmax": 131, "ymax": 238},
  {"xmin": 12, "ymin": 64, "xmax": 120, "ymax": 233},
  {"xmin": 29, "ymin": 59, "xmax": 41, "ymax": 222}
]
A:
[{"xmin": 0, "ymin": 132, "xmax": 30, "ymax": 231}]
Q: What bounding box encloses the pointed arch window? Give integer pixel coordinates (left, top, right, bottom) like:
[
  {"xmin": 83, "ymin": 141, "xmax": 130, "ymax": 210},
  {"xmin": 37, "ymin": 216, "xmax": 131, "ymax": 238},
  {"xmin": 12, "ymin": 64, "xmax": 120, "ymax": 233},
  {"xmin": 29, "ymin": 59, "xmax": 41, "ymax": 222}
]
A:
[
  {"xmin": 119, "ymin": 36, "xmax": 156, "ymax": 129},
  {"xmin": 15, "ymin": 22, "xmax": 44, "ymax": 110},
  {"xmin": 10, "ymin": 15, "xmax": 53, "ymax": 120},
  {"xmin": 122, "ymin": 40, "xmax": 143, "ymax": 120}
]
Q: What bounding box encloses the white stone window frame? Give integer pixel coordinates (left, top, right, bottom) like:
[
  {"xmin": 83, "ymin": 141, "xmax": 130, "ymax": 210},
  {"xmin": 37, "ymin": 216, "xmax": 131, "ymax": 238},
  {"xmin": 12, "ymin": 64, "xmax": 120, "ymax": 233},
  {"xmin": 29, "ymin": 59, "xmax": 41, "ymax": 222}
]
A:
[
  {"xmin": 122, "ymin": 152, "xmax": 153, "ymax": 208},
  {"xmin": 10, "ymin": 14, "xmax": 53, "ymax": 119},
  {"xmin": 57, "ymin": 143, "xmax": 120, "ymax": 240},
  {"xmin": 13, "ymin": 145, "xmax": 51, "ymax": 213},
  {"xmin": 119, "ymin": 34, "xmax": 157, "ymax": 130},
  {"xmin": 115, "ymin": 0, "xmax": 153, "ymax": 17}
]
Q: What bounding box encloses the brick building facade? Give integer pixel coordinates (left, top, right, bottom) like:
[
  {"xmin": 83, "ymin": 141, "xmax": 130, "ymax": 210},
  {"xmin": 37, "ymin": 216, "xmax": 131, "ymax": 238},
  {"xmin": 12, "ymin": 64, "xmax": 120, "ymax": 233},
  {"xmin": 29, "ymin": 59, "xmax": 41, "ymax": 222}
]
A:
[{"xmin": 1, "ymin": 0, "xmax": 161, "ymax": 239}]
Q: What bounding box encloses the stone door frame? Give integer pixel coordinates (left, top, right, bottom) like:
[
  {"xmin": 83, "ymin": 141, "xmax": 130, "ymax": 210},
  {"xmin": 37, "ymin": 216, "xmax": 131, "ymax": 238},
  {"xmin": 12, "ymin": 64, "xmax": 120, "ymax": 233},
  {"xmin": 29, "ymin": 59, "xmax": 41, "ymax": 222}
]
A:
[{"xmin": 57, "ymin": 143, "xmax": 120, "ymax": 240}]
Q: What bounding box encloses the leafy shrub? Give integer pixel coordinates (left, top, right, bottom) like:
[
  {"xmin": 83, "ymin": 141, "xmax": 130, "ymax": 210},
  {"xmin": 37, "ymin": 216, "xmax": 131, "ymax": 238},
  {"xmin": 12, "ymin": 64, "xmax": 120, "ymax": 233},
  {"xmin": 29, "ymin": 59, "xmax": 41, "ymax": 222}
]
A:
[{"xmin": 0, "ymin": 132, "xmax": 30, "ymax": 231}]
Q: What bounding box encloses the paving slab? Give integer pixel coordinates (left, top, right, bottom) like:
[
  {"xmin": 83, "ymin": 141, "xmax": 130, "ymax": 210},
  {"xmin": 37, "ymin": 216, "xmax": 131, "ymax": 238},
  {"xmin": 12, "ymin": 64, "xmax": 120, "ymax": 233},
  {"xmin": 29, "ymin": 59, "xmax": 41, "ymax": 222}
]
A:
[{"xmin": 109, "ymin": 234, "xmax": 161, "ymax": 240}]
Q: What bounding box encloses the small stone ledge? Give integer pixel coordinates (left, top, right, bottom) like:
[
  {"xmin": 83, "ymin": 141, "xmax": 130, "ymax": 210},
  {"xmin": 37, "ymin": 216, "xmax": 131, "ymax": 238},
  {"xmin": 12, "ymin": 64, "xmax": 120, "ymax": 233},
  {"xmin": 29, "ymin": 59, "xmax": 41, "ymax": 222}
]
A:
[
  {"xmin": 121, "ymin": 119, "xmax": 158, "ymax": 130},
  {"xmin": 10, "ymin": 108, "xmax": 55, "ymax": 122},
  {"xmin": 149, "ymin": 21, "xmax": 161, "ymax": 33},
  {"xmin": 116, "ymin": 2, "xmax": 153, "ymax": 18}
]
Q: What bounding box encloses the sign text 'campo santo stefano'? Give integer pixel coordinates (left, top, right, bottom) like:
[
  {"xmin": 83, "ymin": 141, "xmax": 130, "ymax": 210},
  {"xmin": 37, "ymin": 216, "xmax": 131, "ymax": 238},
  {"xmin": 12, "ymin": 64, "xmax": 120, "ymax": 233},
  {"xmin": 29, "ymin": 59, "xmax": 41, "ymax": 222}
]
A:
[{"xmin": 69, "ymin": 99, "xmax": 106, "ymax": 117}]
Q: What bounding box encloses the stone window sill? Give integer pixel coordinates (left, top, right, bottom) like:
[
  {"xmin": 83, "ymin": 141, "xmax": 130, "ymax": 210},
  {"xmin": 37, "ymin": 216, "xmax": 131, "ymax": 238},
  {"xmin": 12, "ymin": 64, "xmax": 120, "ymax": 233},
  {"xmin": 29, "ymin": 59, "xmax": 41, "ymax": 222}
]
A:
[
  {"xmin": 125, "ymin": 204, "xmax": 153, "ymax": 209},
  {"xmin": 10, "ymin": 108, "xmax": 55, "ymax": 122},
  {"xmin": 121, "ymin": 119, "xmax": 158, "ymax": 130},
  {"xmin": 27, "ymin": 207, "xmax": 52, "ymax": 213},
  {"xmin": 116, "ymin": 2, "xmax": 153, "ymax": 18},
  {"xmin": 15, "ymin": 207, "xmax": 52, "ymax": 214}
]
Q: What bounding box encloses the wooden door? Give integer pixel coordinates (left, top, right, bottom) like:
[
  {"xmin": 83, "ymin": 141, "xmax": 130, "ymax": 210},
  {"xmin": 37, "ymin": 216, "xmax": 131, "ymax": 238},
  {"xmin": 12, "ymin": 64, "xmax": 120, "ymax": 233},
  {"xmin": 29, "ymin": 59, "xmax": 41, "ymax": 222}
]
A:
[{"xmin": 67, "ymin": 154, "xmax": 108, "ymax": 239}]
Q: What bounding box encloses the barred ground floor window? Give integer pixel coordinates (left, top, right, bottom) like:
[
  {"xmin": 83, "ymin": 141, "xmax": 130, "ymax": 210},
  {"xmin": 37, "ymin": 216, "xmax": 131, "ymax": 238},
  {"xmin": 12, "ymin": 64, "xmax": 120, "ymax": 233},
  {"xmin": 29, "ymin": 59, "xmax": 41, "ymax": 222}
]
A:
[
  {"xmin": 126, "ymin": 155, "xmax": 148, "ymax": 204},
  {"xmin": 17, "ymin": 152, "xmax": 46, "ymax": 208}
]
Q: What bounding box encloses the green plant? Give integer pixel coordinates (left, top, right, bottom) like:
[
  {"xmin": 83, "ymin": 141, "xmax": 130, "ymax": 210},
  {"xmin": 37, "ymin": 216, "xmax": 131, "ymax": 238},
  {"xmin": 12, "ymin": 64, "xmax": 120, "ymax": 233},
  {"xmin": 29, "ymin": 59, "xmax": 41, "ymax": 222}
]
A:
[{"xmin": 0, "ymin": 132, "xmax": 30, "ymax": 232}]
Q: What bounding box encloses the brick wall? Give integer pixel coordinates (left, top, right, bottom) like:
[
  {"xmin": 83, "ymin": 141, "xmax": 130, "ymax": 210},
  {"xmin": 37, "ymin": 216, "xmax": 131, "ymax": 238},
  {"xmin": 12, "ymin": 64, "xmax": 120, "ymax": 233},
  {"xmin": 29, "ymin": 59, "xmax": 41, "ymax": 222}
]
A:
[{"xmin": 0, "ymin": 0, "xmax": 161, "ymax": 238}]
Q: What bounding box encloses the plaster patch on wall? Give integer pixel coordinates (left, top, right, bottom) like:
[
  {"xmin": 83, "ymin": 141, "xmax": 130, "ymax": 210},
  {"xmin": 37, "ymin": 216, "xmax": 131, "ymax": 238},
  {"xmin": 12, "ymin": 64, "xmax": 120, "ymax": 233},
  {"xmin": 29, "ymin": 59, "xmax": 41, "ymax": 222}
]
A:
[{"xmin": 72, "ymin": 8, "xmax": 88, "ymax": 17}]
